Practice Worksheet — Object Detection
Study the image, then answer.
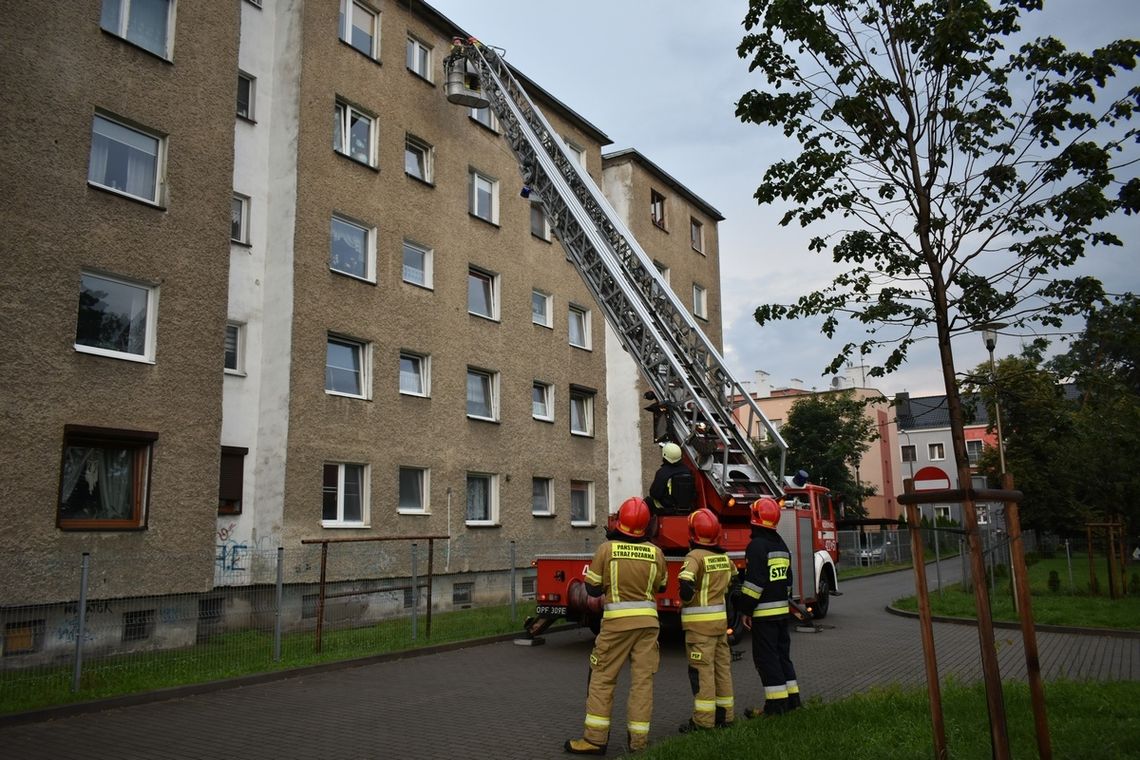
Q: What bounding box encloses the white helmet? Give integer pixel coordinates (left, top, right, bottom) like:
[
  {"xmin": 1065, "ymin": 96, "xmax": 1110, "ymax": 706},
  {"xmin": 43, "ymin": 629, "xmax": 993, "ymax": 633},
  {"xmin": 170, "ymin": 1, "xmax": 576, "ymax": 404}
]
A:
[{"xmin": 662, "ymin": 442, "xmax": 683, "ymax": 464}]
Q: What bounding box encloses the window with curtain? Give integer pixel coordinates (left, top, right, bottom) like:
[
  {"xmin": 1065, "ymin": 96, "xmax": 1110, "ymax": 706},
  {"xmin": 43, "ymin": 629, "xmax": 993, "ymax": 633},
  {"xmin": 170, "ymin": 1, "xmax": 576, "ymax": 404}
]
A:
[
  {"xmin": 88, "ymin": 115, "xmax": 161, "ymax": 203},
  {"xmin": 466, "ymin": 472, "xmax": 496, "ymax": 524},
  {"xmin": 59, "ymin": 426, "xmax": 156, "ymax": 529},
  {"xmin": 100, "ymin": 0, "xmax": 171, "ymax": 58}
]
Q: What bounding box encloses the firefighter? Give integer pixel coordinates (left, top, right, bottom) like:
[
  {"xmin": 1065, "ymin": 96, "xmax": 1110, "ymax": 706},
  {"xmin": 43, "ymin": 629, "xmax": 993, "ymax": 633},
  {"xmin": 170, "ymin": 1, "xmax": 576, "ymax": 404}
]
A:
[
  {"xmin": 565, "ymin": 496, "xmax": 668, "ymax": 755},
  {"xmin": 678, "ymin": 508, "xmax": 735, "ymax": 732},
  {"xmin": 647, "ymin": 442, "xmax": 694, "ymax": 514},
  {"xmin": 736, "ymin": 496, "xmax": 801, "ymax": 717}
]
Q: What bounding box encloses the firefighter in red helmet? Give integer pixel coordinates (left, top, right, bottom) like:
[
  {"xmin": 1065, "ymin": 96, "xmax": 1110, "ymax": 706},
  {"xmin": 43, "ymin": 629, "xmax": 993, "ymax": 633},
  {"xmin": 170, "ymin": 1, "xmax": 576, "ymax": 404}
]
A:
[
  {"xmin": 736, "ymin": 496, "xmax": 801, "ymax": 717},
  {"xmin": 677, "ymin": 508, "xmax": 735, "ymax": 732},
  {"xmin": 565, "ymin": 496, "xmax": 668, "ymax": 755}
]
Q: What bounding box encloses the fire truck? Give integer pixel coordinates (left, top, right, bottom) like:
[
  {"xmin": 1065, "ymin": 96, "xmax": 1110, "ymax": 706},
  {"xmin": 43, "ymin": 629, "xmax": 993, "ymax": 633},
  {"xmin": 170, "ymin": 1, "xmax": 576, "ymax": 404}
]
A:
[{"xmin": 442, "ymin": 39, "xmax": 840, "ymax": 639}]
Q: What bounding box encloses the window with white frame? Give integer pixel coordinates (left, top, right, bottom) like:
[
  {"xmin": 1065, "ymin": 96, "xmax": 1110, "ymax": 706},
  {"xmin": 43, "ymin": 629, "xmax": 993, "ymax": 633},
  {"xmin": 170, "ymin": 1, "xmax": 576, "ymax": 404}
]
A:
[
  {"xmin": 224, "ymin": 322, "xmax": 244, "ymax": 374},
  {"xmin": 653, "ymin": 260, "xmax": 670, "ymax": 284},
  {"xmin": 467, "ymin": 267, "xmax": 499, "ymax": 320},
  {"xmin": 470, "ymin": 106, "xmax": 498, "ymax": 131},
  {"xmin": 531, "ymin": 290, "xmax": 552, "ymax": 328},
  {"xmin": 570, "ymin": 387, "xmax": 594, "ymax": 436},
  {"xmin": 398, "ymin": 466, "xmax": 429, "ymax": 514},
  {"xmin": 901, "ymin": 444, "xmax": 916, "ymax": 463},
  {"xmin": 237, "ymin": 72, "xmax": 255, "ymax": 120},
  {"xmin": 402, "ymin": 240, "xmax": 433, "ymax": 288},
  {"xmin": 934, "ymin": 506, "xmax": 951, "ymax": 522},
  {"xmin": 406, "ymin": 35, "xmax": 432, "ymax": 80},
  {"xmin": 88, "ymin": 114, "xmax": 164, "ymax": 204},
  {"xmin": 692, "ymin": 284, "xmax": 708, "ymax": 320},
  {"xmin": 322, "ymin": 462, "xmax": 369, "ymax": 526},
  {"xmin": 100, "ymin": 0, "xmax": 173, "ymax": 58},
  {"xmin": 466, "ymin": 472, "xmax": 498, "ymax": 525},
  {"xmin": 466, "ymin": 368, "xmax": 499, "ymax": 421},
  {"xmin": 326, "ymin": 335, "xmax": 370, "ymax": 398},
  {"xmin": 532, "ymin": 477, "xmax": 553, "ymax": 517},
  {"xmin": 650, "ymin": 189, "xmax": 666, "ymax": 229},
  {"xmin": 399, "ymin": 351, "xmax": 430, "ymax": 397},
  {"xmin": 929, "ymin": 442, "xmax": 946, "ymax": 461},
  {"xmin": 966, "ymin": 439, "xmax": 983, "ymax": 466},
  {"xmin": 231, "ymin": 194, "xmax": 250, "ymax": 244},
  {"xmin": 334, "ymin": 100, "xmax": 376, "ymax": 166},
  {"xmin": 59, "ymin": 425, "xmax": 156, "ymax": 530},
  {"xmin": 469, "ymin": 169, "xmax": 499, "ymax": 223},
  {"xmin": 690, "ymin": 217, "xmax": 704, "ymax": 253},
  {"xmin": 404, "ymin": 135, "xmax": 433, "ymax": 182},
  {"xmin": 532, "ymin": 381, "xmax": 553, "ymax": 421},
  {"xmin": 75, "ymin": 271, "xmax": 158, "ymax": 362},
  {"xmin": 568, "ymin": 305, "xmax": 591, "ymax": 349},
  {"xmin": 330, "ymin": 215, "xmax": 374, "ymax": 281},
  {"xmin": 562, "ymin": 137, "xmax": 585, "ymax": 167},
  {"xmin": 339, "ymin": 0, "xmax": 378, "ymax": 59},
  {"xmin": 570, "ymin": 480, "xmax": 594, "ymax": 526},
  {"xmin": 530, "ymin": 203, "xmax": 551, "ymax": 241}
]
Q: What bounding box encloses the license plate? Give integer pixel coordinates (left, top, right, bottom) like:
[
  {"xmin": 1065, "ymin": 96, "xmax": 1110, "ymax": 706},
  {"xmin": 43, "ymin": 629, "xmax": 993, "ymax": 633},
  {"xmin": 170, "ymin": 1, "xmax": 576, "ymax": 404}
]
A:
[{"xmin": 534, "ymin": 605, "xmax": 567, "ymax": 617}]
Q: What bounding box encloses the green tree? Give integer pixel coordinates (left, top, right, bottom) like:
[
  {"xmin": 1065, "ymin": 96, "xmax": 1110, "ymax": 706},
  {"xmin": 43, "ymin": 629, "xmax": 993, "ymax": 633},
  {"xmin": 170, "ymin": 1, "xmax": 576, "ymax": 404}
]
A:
[{"xmin": 777, "ymin": 391, "xmax": 878, "ymax": 516}]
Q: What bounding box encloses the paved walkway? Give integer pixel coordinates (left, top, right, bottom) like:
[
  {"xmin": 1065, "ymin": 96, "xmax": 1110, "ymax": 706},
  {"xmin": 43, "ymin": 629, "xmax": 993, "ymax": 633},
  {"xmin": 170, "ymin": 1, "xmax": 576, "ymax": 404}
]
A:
[{"xmin": 2, "ymin": 562, "xmax": 1137, "ymax": 759}]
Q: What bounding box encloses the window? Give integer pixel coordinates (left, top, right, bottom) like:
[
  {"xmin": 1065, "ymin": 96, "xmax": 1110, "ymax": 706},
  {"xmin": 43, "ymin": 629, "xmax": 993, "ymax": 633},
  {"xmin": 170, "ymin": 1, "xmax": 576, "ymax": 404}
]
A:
[
  {"xmin": 453, "ymin": 581, "xmax": 474, "ymax": 606},
  {"xmin": 470, "ymin": 106, "xmax": 497, "ymax": 131},
  {"xmin": 58, "ymin": 425, "xmax": 156, "ymax": 530},
  {"xmin": 75, "ymin": 271, "xmax": 158, "ymax": 362},
  {"xmin": 966, "ymin": 440, "xmax": 983, "ymax": 466},
  {"xmin": 929, "ymin": 442, "xmax": 946, "ymax": 461},
  {"xmin": 692, "ymin": 284, "xmax": 708, "ymax": 320},
  {"xmin": 406, "ymin": 35, "xmax": 432, "ymax": 80},
  {"xmin": 934, "ymin": 506, "xmax": 952, "ymax": 522},
  {"xmin": 100, "ymin": 0, "xmax": 172, "ymax": 58},
  {"xmin": 532, "ymin": 381, "xmax": 553, "ymax": 421},
  {"xmin": 562, "ymin": 138, "xmax": 585, "ymax": 167},
  {"xmin": 224, "ymin": 322, "xmax": 244, "ymax": 374},
  {"xmin": 122, "ymin": 609, "xmax": 155, "ymax": 642},
  {"xmin": 322, "ymin": 462, "xmax": 369, "ymax": 526},
  {"xmin": 650, "ymin": 190, "xmax": 666, "ymax": 229},
  {"xmin": 334, "ymin": 100, "xmax": 376, "ymax": 166},
  {"xmin": 330, "ymin": 215, "xmax": 374, "ymax": 281},
  {"xmin": 339, "ymin": 0, "xmax": 378, "ymax": 59},
  {"xmin": 398, "ymin": 466, "xmax": 429, "ymax": 514},
  {"xmin": 469, "ymin": 169, "xmax": 499, "ymax": 223},
  {"xmin": 237, "ymin": 72, "xmax": 255, "ymax": 120},
  {"xmin": 570, "ymin": 388, "xmax": 594, "ymax": 436},
  {"xmin": 88, "ymin": 114, "xmax": 163, "ymax": 204},
  {"xmin": 231, "ymin": 194, "xmax": 250, "ymax": 244},
  {"xmin": 690, "ymin": 217, "xmax": 705, "ymax": 253},
  {"xmin": 531, "ymin": 290, "xmax": 552, "ymax": 328},
  {"xmin": 532, "ymin": 477, "xmax": 553, "ymax": 516},
  {"xmin": 218, "ymin": 446, "xmax": 247, "ymax": 515},
  {"xmin": 466, "ymin": 368, "xmax": 499, "ymax": 421},
  {"xmin": 325, "ymin": 335, "xmax": 370, "ymax": 398},
  {"xmin": 404, "ymin": 135, "xmax": 433, "ymax": 182},
  {"xmin": 468, "ymin": 267, "xmax": 499, "ymax": 320},
  {"xmin": 3, "ymin": 620, "xmax": 45, "ymax": 656},
  {"xmin": 901, "ymin": 444, "xmax": 916, "ymax": 463},
  {"xmin": 402, "ymin": 240, "xmax": 433, "ymax": 288},
  {"xmin": 466, "ymin": 472, "xmax": 498, "ymax": 525},
  {"xmin": 568, "ymin": 305, "xmax": 591, "ymax": 349},
  {"xmin": 653, "ymin": 260, "xmax": 670, "ymax": 284},
  {"xmin": 570, "ymin": 480, "xmax": 594, "ymax": 526},
  {"xmin": 530, "ymin": 203, "xmax": 551, "ymax": 241},
  {"xmin": 399, "ymin": 351, "xmax": 430, "ymax": 396}
]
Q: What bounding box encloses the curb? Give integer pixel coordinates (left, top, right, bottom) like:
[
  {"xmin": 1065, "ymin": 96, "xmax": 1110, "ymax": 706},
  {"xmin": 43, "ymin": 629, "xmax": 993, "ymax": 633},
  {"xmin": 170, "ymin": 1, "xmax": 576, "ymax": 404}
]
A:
[
  {"xmin": 884, "ymin": 605, "xmax": 1140, "ymax": 639},
  {"xmin": 0, "ymin": 623, "xmax": 581, "ymax": 728}
]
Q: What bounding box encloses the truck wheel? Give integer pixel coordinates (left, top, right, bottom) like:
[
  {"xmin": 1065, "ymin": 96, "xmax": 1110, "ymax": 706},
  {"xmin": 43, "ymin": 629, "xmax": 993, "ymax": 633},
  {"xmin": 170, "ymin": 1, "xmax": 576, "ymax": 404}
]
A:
[{"xmin": 813, "ymin": 575, "xmax": 833, "ymax": 620}]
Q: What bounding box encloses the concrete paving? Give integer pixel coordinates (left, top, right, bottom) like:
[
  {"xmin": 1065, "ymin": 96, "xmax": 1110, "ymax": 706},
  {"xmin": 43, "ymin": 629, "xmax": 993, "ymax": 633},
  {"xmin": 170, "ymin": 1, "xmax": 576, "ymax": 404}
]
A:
[{"xmin": 1, "ymin": 560, "xmax": 1137, "ymax": 759}]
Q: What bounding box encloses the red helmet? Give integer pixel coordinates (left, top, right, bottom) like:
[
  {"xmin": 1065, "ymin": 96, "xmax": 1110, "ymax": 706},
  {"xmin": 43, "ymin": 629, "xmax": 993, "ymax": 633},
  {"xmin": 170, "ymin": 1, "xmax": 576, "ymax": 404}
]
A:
[
  {"xmin": 688, "ymin": 508, "xmax": 721, "ymax": 546},
  {"xmin": 615, "ymin": 496, "xmax": 651, "ymax": 538},
  {"xmin": 750, "ymin": 496, "xmax": 781, "ymax": 529}
]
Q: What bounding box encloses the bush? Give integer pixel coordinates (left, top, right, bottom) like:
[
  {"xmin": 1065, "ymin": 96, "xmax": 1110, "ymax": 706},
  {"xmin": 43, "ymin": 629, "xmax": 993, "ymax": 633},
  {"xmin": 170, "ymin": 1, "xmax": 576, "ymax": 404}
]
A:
[
  {"xmin": 1024, "ymin": 552, "xmax": 1041, "ymax": 566},
  {"xmin": 1048, "ymin": 570, "xmax": 1061, "ymax": 593}
]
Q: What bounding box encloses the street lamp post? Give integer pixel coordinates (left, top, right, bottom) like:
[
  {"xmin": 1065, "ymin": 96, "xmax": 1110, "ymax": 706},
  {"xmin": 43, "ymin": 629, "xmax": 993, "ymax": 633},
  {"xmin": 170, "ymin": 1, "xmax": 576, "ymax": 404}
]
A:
[{"xmin": 981, "ymin": 326, "xmax": 1007, "ymax": 474}]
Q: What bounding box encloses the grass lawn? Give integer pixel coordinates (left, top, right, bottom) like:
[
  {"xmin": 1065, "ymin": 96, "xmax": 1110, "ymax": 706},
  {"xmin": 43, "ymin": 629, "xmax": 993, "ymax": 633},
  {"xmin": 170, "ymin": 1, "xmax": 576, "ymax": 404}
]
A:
[{"xmin": 640, "ymin": 679, "xmax": 1140, "ymax": 759}]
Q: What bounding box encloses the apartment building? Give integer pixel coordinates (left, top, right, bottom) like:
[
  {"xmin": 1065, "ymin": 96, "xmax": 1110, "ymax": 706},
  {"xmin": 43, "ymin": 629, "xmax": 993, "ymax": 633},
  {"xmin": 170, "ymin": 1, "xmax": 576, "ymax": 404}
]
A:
[{"xmin": 0, "ymin": 0, "xmax": 726, "ymax": 611}]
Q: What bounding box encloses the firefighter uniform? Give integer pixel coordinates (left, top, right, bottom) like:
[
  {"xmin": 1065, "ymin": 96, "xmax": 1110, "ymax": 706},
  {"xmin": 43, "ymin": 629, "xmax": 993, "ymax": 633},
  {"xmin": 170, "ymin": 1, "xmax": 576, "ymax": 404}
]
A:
[
  {"xmin": 678, "ymin": 546, "xmax": 735, "ymax": 729},
  {"xmin": 737, "ymin": 525, "xmax": 800, "ymax": 715},
  {"xmin": 574, "ymin": 537, "xmax": 668, "ymax": 753}
]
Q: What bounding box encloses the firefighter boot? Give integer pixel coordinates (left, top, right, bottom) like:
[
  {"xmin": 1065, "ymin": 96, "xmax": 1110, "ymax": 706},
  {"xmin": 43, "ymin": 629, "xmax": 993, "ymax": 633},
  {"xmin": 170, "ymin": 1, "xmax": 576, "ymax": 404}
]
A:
[
  {"xmin": 678, "ymin": 719, "xmax": 709, "ymax": 734},
  {"xmin": 564, "ymin": 738, "xmax": 607, "ymax": 755},
  {"xmin": 788, "ymin": 693, "xmax": 802, "ymax": 711},
  {"xmin": 715, "ymin": 706, "xmax": 732, "ymax": 728}
]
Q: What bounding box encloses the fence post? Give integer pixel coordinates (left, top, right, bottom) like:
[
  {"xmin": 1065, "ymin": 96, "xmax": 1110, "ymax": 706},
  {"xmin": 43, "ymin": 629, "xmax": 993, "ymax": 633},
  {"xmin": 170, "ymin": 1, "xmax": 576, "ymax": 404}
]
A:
[
  {"xmin": 71, "ymin": 552, "xmax": 90, "ymax": 693},
  {"xmin": 274, "ymin": 546, "xmax": 284, "ymax": 663},
  {"xmin": 411, "ymin": 542, "xmax": 419, "ymax": 643},
  {"xmin": 509, "ymin": 541, "xmax": 517, "ymax": 622},
  {"xmin": 1066, "ymin": 539, "xmax": 1074, "ymax": 591}
]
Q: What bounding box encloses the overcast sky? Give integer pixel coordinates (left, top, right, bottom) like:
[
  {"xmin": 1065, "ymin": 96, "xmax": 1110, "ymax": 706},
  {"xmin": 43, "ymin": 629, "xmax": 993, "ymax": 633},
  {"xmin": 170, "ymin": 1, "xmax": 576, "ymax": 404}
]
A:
[{"xmin": 428, "ymin": 0, "xmax": 1140, "ymax": 397}]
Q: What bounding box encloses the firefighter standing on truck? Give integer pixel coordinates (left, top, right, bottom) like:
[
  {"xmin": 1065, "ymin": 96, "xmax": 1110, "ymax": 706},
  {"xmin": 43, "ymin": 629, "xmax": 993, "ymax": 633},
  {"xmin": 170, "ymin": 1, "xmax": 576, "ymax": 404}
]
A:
[
  {"xmin": 565, "ymin": 497, "xmax": 668, "ymax": 756},
  {"xmin": 736, "ymin": 496, "xmax": 801, "ymax": 717},
  {"xmin": 678, "ymin": 508, "xmax": 735, "ymax": 732}
]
